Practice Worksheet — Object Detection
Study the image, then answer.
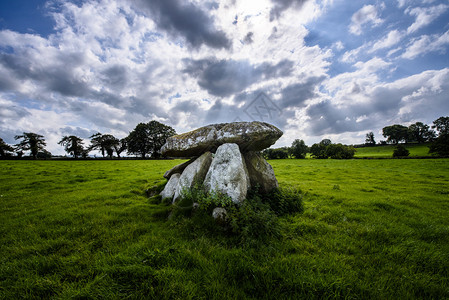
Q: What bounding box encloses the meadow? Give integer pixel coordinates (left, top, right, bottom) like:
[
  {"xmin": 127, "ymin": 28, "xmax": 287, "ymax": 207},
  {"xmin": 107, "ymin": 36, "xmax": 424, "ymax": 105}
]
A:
[
  {"xmin": 1, "ymin": 158, "xmax": 448, "ymax": 299},
  {"xmin": 354, "ymin": 143, "xmax": 432, "ymax": 158}
]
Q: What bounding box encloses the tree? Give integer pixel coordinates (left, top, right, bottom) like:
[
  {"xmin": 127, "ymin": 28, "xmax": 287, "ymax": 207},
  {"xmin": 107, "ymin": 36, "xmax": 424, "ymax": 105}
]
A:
[
  {"xmin": 14, "ymin": 132, "xmax": 47, "ymax": 159},
  {"xmin": 320, "ymin": 139, "xmax": 332, "ymax": 146},
  {"xmin": 310, "ymin": 140, "xmax": 329, "ymax": 159},
  {"xmin": 89, "ymin": 133, "xmax": 107, "ymax": 157},
  {"xmin": 127, "ymin": 121, "xmax": 176, "ymax": 158},
  {"xmin": 0, "ymin": 137, "xmax": 14, "ymax": 157},
  {"xmin": 113, "ymin": 138, "xmax": 127, "ymax": 158},
  {"xmin": 89, "ymin": 133, "xmax": 120, "ymax": 158},
  {"xmin": 289, "ymin": 139, "xmax": 308, "ymax": 159},
  {"xmin": 382, "ymin": 124, "xmax": 409, "ymax": 144},
  {"xmin": 365, "ymin": 132, "xmax": 375, "ymax": 145},
  {"xmin": 408, "ymin": 122, "xmax": 435, "ymax": 143},
  {"xmin": 432, "ymin": 116, "xmax": 449, "ymax": 136},
  {"xmin": 429, "ymin": 116, "xmax": 449, "ymax": 156},
  {"xmin": 58, "ymin": 135, "xmax": 85, "ymax": 158},
  {"xmin": 429, "ymin": 134, "xmax": 449, "ymax": 156}
]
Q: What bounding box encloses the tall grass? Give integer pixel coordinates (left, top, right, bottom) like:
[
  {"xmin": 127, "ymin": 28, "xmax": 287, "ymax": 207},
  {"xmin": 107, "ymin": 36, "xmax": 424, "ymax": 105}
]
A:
[{"xmin": 1, "ymin": 159, "xmax": 448, "ymax": 298}]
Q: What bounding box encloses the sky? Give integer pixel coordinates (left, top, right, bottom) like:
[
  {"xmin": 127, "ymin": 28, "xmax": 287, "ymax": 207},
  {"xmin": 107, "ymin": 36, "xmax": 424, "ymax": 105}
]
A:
[{"xmin": 0, "ymin": 0, "xmax": 448, "ymax": 155}]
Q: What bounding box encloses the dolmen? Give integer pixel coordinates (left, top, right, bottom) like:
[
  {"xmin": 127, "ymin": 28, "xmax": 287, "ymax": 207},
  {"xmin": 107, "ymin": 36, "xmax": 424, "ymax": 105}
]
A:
[{"xmin": 160, "ymin": 121, "xmax": 283, "ymax": 205}]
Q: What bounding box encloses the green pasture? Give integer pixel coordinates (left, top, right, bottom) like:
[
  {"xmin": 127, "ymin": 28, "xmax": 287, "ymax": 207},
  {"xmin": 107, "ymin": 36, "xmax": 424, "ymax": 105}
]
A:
[
  {"xmin": 354, "ymin": 143, "xmax": 431, "ymax": 158},
  {"xmin": 1, "ymin": 159, "xmax": 448, "ymax": 299}
]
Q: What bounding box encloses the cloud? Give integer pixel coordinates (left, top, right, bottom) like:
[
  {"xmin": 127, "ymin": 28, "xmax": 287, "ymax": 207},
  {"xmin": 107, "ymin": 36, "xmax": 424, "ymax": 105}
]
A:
[
  {"xmin": 183, "ymin": 58, "xmax": 294, "ymax": 97},
  {"xmin": 370, "ymin": 30, "xmax": 404, "ymax": 52},
  {"xmin": 349, "ymin": 5, "xmax": 383, "ymax": 35},
  {"xmin": 402, "ymin": 30, "xmax": 449, "ymax": 59},
  {"xmin": 305, "ymin": 68, "xmax": 449, "ymax": 136},
  {"xmin": 137, "ymin": 0, "xmax": 231, "ymax": 49},
  {"xmin": 406, "ymin": 4, "xmax": 449, "ymax": 34},
  {"xmin": 269, "ymin": 0, "xmax": 309, "ymax": 21}
]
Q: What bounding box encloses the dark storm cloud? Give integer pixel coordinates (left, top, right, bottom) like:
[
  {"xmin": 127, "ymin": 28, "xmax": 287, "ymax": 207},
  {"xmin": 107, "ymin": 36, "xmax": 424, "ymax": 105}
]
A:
[
  {"xmin": 0, "ymin": 51, "xmax": 91, "ymax": 98},
  {"xmin": 278, "ymin": 76, "xmax": 324, "ymax": 108},
  {"xmin": 183, "ymin": 58, "xmax": 294, "ymax": 97},
  {"xmin": 138, "ymin": 0, "xmax": 231, "ymax": 49},
  {"xmin": 100, "ymin": 65, "xmax": 129, "ymax": 89},
  {"xmin": 270, "ymin": 0, "xmax": 309, "ymax": 21}
]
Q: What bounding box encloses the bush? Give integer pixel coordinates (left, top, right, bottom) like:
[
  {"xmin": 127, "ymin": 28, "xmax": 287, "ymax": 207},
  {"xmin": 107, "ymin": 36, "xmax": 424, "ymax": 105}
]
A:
[
  {"xmin": 326, "ymin": 143, "xmax": 356, "ymax": 159},
  {"xmin": 393, "ymin": 145, "xmax": 410, "ymax": 157},
  {"xmin": 170, "ymin": 185, "xmax": 304, "ymax": 248},
  {"xmin": 262, "ymin": 148, "xmax": 289, "ymax": 159}
]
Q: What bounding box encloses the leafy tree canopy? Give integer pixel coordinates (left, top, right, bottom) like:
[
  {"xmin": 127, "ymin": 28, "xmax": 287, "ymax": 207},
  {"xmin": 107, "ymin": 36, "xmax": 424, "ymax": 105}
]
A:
[
  {"xmin": 0, "ymin": 137, "xmax": 14, "ymax": 157},
  {"xmin": 365, "ymin": 132, "xmax": 375, "ymax": 145},
  {"xmin": 14, "ymin": 132, "xmax": 47, "ymax": 159},
  {"xmin": 289, "ymin": 139, "xmax": 308, "ymax": 159},
  {"xmin": 408, "ymin": 122, "xmax": 435, "ymax": 143},
  {"xmin": 59, "ymin": 135, "xmax": 85, "ymax": 158},
  {"xmin": 382, "ymin": 124, "xmax": 409, "ymax": 144},
  {"xmin": 127, "ymin": 121, "xmax": 176, "ymax": 158}
]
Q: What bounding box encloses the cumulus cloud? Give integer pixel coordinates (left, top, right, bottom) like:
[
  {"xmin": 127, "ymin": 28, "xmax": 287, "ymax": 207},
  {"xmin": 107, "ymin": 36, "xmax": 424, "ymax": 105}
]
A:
[
  {"xmin": 370, "ymin": 30, "xmax": 404, "ymax": 52},
  {"xmin": 402, "ymin": 30, "xmax": 449, "ymax": 59},
  {"xmin": 349, "ymin": 4, "xmax": 384, "ymax": 35},
  {"xmin": 406, "ymin": 4, "xmax": 449, "ymax": 34}
]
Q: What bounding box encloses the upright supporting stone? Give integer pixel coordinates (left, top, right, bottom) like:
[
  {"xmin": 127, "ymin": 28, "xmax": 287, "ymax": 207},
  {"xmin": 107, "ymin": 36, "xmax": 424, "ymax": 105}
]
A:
[
  {"xmin": 204, "ymin": 143, "xmax": 250, "ymax": 203},
  {"xmin": 243, "ymin": 151, "xmax": 279, "ymax": 194},
  {"xmin": 173, "ymin": 152, "xmax": 213, "ymax": 203},
  {"xmin": 160, "ymin": 173, "xmax": 180, "ymax": 200}
]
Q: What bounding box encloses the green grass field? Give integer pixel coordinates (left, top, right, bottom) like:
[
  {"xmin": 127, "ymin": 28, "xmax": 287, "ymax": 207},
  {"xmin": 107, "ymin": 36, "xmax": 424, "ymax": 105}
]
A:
[
  {"xmin": 1, "ymin": 159, "xmax": 448, "ymax": 298},
  {"xmin": 354, "ymin": 143, "xmax": 432, "ymax": 158}
]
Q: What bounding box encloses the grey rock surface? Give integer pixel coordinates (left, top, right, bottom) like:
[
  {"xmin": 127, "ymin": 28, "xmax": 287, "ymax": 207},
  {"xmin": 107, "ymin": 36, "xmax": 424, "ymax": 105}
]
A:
[
  {"xmin": 212, "ymin": 207, "xmax": 228, "ymax": 223},
  {"xmin": 243, "ymin": 151, "xmax": 279, "ymax": 193},
  {"xmin": 173, "ymin": 152, "xmax": 213, "ymax": 203},
  {"xmin": 204, "ymin": 143, "xmax": 250, "ymax": 203},
  {"xmin": 160, "ymin": 173, "xmax": 180, "ymax": 200},
  {"xmin": 161, "ymin": 121, "xmax": 283, "ymax": 157},
  {"xmin": 163, "ymin": 158, "xmax": 195, "ymax": 179}
]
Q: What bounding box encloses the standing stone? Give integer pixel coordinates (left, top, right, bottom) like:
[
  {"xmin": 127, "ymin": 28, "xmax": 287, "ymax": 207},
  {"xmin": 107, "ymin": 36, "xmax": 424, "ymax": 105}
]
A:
[
  {"xmin": 204, "ymin": 143, "xmax": 250, "ymax": 203},
  {"xmin": 243, "ymin": 151, "xmax": 279, "ymax": 193},
  {"xmin": 160, "ymin": 173, "xmax": 180, "ymax": 200},
  {"xmin": 173, "ymin": 152, "xmax": 213, "ymax": 203},
  {"xmin": 163, "ymin": 158, "xmax": 196, "ymax": 179}
]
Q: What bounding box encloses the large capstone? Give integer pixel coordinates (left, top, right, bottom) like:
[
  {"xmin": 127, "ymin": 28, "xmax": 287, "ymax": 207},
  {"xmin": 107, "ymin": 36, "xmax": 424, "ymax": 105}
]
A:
[
  {"xmin": 161, "ymin": 121, "xmax": 283, "ymax": 157},
  {"xmin": 204, "ymin": 143, "xmax": 250, "ymax": 203},
  {"xmin": 173, "ymin": 151, "xmax": 213, "ymax": 203},
  {"xmin": 243, "ymin": 151, "xmax": 279, "ymax": 194}
]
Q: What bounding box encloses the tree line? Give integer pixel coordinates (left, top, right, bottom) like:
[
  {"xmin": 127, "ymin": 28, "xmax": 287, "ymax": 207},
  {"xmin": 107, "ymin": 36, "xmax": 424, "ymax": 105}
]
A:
[
  {"xmin": 364, "ymin": 116, "xmax": 449, "ymax": 156},
  {"xmin": 0, "ymin": 120, "xmax": 176, "ymax": 159},
  {"xmin": 263, "ymin": 116, "xmax": 449, "ymax": 159},
  {"xmin": 263, "ymin": 138, "xmax": 356, "ymax": 160},
  {"xmin": 1, "ymin": 116, "xmax": 448, "ymax": 159}
]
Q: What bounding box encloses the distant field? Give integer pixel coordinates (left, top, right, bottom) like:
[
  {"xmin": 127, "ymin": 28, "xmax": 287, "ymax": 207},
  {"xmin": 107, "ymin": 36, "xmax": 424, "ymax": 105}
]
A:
[
  {"xmin": 1, "ymin": 159, "xmax": 448, "ymax": 298},
  {"xmin": 354, "ymin": 143, "xmax": 431, "ymax": 158}
]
